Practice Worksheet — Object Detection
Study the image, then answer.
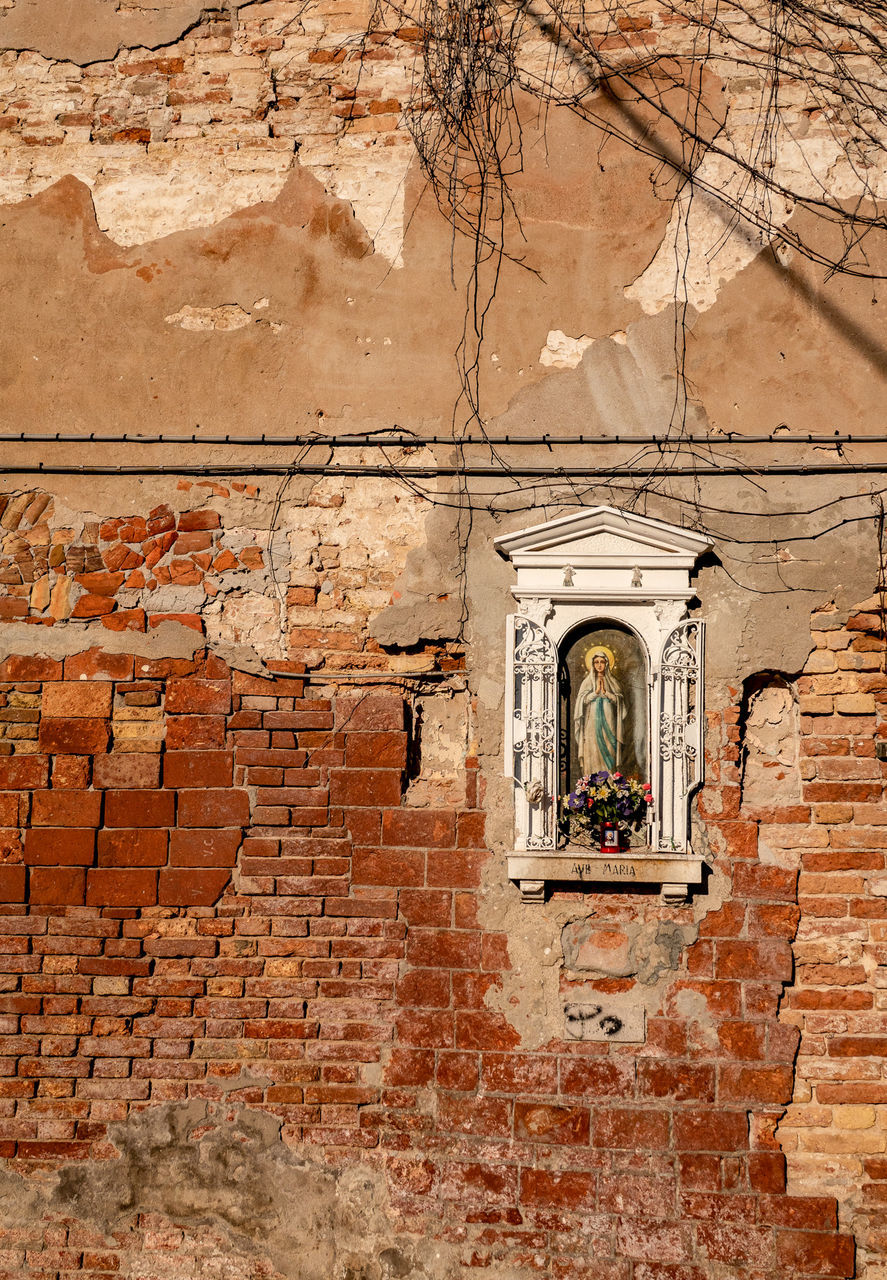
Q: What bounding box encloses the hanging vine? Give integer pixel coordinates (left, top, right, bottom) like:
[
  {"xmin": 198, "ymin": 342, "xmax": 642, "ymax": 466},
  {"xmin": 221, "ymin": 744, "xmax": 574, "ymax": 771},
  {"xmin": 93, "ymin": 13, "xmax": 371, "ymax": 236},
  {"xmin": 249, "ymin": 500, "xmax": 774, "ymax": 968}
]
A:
[{"xmin": 365, "ymin": 0, "xmax": 887, "ymax": 438}]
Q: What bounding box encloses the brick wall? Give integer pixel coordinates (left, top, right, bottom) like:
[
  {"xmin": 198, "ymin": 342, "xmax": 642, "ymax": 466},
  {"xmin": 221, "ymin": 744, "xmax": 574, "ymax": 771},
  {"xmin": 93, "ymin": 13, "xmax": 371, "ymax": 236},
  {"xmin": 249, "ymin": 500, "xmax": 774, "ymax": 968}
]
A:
[
  {"xmin": 769, "ymin": 600, "xmax": 887, "ymax": 1276},
  {"xmin": 0, "ymin": 645, "xmax": 860, "ymax": 1278}
]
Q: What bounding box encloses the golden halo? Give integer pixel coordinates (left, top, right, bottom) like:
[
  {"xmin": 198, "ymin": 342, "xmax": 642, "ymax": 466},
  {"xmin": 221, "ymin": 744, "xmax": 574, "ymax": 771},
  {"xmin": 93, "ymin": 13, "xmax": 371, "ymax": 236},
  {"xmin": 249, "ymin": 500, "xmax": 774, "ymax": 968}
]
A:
[{"xmin": 584, "ymin": 644, "xmax": 617, "ymax": 673}]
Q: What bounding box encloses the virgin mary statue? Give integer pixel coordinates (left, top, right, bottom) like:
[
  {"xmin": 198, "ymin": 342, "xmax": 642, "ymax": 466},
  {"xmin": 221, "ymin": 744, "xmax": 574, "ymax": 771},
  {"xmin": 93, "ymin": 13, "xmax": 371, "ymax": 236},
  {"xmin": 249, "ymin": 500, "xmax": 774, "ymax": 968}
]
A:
[{"xmin": 574, "ymin": 645, "xmax": 625, "ymax": 775}]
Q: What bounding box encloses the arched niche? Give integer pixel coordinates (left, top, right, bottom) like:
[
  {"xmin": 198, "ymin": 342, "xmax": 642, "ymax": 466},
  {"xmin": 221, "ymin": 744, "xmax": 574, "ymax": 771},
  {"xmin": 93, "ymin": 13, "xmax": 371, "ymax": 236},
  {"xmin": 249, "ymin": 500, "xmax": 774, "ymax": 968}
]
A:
[{"xmin": 559, "ymin": 618, "xmax": 650, "ymax": 794}]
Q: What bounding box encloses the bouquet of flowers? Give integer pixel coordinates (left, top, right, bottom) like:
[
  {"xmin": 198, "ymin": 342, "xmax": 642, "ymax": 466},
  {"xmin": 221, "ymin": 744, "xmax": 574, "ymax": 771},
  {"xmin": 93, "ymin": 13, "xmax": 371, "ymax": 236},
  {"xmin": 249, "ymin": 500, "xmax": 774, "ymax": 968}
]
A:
[{"xmin": 562, "ymin": 771, "xmax": 652, "ymax": 845}]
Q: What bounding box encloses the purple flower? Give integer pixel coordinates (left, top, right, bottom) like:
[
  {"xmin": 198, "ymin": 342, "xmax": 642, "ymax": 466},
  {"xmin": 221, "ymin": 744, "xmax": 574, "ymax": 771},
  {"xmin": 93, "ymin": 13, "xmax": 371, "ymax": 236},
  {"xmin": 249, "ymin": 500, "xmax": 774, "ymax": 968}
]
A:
[{"xmin": 566, "ymin": 792, "xmax": 584, "ymax": 810}]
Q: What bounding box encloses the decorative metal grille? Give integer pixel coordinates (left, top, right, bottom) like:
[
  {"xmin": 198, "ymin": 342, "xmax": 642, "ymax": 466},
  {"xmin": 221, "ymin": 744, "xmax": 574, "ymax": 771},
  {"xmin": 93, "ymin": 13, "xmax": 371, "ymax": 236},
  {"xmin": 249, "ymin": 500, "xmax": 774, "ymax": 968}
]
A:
[
  {"xmin": 655, "ymin": 619, "xmax": 704, "ymax": 852},
  {"xmin": 507, "ymin": 614, "xmax": 557, "ymax": 850}
]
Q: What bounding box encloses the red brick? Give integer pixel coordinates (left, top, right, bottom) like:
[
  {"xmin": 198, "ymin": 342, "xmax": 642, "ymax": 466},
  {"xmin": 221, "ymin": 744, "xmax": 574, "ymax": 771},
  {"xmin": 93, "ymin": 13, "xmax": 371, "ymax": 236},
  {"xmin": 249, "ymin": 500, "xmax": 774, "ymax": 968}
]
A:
[
  {"xmin": 177, "ymin": 509, "xmax": 221, "ymax": 531},
  {"xmin": 481, "ymin": 933, "xmax": 509, "ymax": 971},
  {"xmin": 31, "ymin": 790, "xmax": 102, "ymax": 827},
  {"xmin": 72, "ymin": 593, "xmax": 119, "ymax": 617},
  {"xmin": 717, "ymin": 1022, "xmax": 766, "ymax": 1059},
  {"xmin": 86, "ymin": 869, "xmax": 158, "ymax": 907},
  {"xmin": 163, "ymin": 751, "xmax": 233, "ymax": 788},
  {"xmin": 165, "ymin": 679, "xmax": 230, "ymax": 714},
  {"xmin": 39, "ymin": 718, "xmax": 110, "ymax": 754},
  {"xmin": 343, "ymin": 807, "xmax": 381, "ymax": 843},
  {"xmin": 177, "ymin": 789, "xmax": 249, "ymax": 828},
  {"xmin": 759, "ymin": 1194, "xmax": 837, "ymax": 1230},
  {"xmin": 244, "ymin": 1019, "xmax": 317, "ymax": 1039},
  {"xmin": 708, "ymin": 820, "xmax": 758, "ymax": 860},
  {"xmin": 92, "ymin": 754, "xmax": 160, "ymax": 789},
  {"xmin": 775, "ymin": 1230, "xmax": 854, "ymax": 1277},
  {"xmin": 101, "ymin": 608, "xmax": 146, "ymax": 632},
  {"xmin": 828, "ymin": 1036, "xmax": 887, "ymax": 1056},
  {"xmin": 29, "ymin": 867, "xmax": 85, "ymax": 905},
  {"xmin": 97, "ymin": 828, "xmax": 168, "ymax": 867},
  {"xmin": 42, "ymin": 681, "xmax": 112, "ymax": 718},
  {"xmin": 438, "ymin": 1092, "xmax": 511, "ymax": 1136},
  {"xmin": 64, "ymin": 649, "xmax": 134, "ymax": 680},
  {"xmin": 398, "ymin": 889, "xmax": 451, "ymax": 926},
  {"xmin": 104, "ymin": 789, "xmax": 174, "ymax": 827},
  {"xmin": 345, "ymin": 732, "xmax": 407, "ymax": 768},
  {"xmin": 426, "ymin": 848, "xmax": 487, "ymax": 888},
  {"xmin": 593, "ymin": 1107, "xmax": 670, "ymax": 1149},
  {"xmin": 352, "ymin": 847, "xmax": 424, "ymax": 887},
  {"xmin": 457, "ymin": 812, "xmax": 486, "ymax": 847},
  {"xmin": 616, "ymin": 1222, "xmax": 691, "ymax": 1266},
  {"xmin": 394, "ymin": 1009, "xmax": 454, "ymax": 1047},
  {"xmin": 697, "ymin": 902, "xmax": 746, "ymax": 938},
  {"xmin": 804, "ymin": 782, "xmax": 880, "ymax": 802},
  {"xmin": 158, "ymin": 868, "xmax": 230, "ymax": 906},
  {"xmin": 336, "ymin": 695, "xmax": 405, "ymax": 731},
  {"xmin": 169, "ymin": 828, "xmax": 240, "ymax": 867},
  {"xmin": 437, "ymin": 1050, "xmax": 479, "ymax": 1091},
  {"xmin": 166, "ymin": 715, "xmax": 226, "ymax": 748},
  {"xmin": 396, "ymin": 968, "xmax": 450, "ymax": 1008},
  {"xmin": 406, "ymin": 928, "xmax": 481, "ymax": 969},
  {"xmin": 455, "ymin": 1010, "xmax": 520, "ymax": 1051},
  {"xmin": 0, "ymin": 828, "xmax": 22, "ymax": 860},
  {"xmin": 746, "ymin": 903, "xmax": 800, "ymax": 937},
  {"xmin": 716, "ymin": 940, "xmax": 793, "ymax": 981},
  {"xmin": 673, "ymin": 1110, "xmax": 748, "ymax": 1151},
  {"xmin": 50, "ymin": 756, "xmax": 90, "ymax": 789},
  {"xmin": 559, "ymin": 1057, "xmax": 635, "ymax": 1098},
  {"xmin": 384, "ymin": 1048, "xmax": 435, "ymax": 1086},
  {"xmin": 600, "ymin": 1174, "xmax": 677, "ymax": 1218},
  {"xmin": 0, "ymin": 866, "xmax": 26, "ymax": 901},
  {"xmin": 16, "ymin": 1140, "xmax": 91, "ymax": 1159},
  {"xmin": 514, "ymin": 1101, "xmax": 590, "ymax": 1145},
  {"xmin": 24, "ymin": 828, "xmax": 95, "ymax": 866},
  {"xmin": 382, "ymin": 809, "xmax": 455, "ymax": 848},
  {"xmin": 0, "ymin": 656, "xmax": 62, "ymax": 681},
  {"xmin": 452, "ymin": 969, "xmax": 498, "ymax": 1010},
  {"xmin": 637, "ymin": 1062, "xmax": 715, "ymax": 1102},
  {"xmin": 438, "ymin": 1161, "xmax": 516, "ymax": 1204},
  {"xmin": 748, "ymin": 1152, "xmax": 786, "ymax": 1193},
  {"xmin": 232, "ymin": 670, "xmax": 305, "ymax": 695},
  {"xmin": 264, "ymin": 710, "xmax": 334, "ymax": 731},
  {"xmin": 807, "ymin": 849, "xmax": 885, "ymax": 873},
  {"xmin": 0, "ymin": 755, "xmax": 48, "ymax": 789},
  {"xmin": 718, "ymin": 1064, "xmax": 793, "ymax": 1104},
  {"xmin": 732, "ymin": 863, "xmax": 797, "ymax": 900},
  {"xmin": 666, "ymin": 980, "xmax": 742, "ymax": 1021},
  {"xmin": 520, "ymin": 1168, "xmax": 596, "ymax": 1209},
  {"xmin": 677, "ymin": 1154, "xmax": 721, "ymax": 1191},
  {"xmin": 74, "ymin": 570, "xmax": 125, "ymax": 596},
  {"xmin": 329, "ymin": 769, "xmax": 402, "ymax": 807},
  {"xmin": 481, "ymin": 1052, "xmax": 558, "ymax": 1094}
]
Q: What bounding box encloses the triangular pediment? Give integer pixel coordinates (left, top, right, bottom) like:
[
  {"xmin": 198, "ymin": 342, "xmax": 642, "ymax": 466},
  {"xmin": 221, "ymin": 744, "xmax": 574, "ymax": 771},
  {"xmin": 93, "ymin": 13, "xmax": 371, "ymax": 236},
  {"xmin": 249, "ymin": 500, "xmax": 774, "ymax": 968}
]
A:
[{"xmin": 494, "ymin": 506, "xmax": 711, "ymax": 567}]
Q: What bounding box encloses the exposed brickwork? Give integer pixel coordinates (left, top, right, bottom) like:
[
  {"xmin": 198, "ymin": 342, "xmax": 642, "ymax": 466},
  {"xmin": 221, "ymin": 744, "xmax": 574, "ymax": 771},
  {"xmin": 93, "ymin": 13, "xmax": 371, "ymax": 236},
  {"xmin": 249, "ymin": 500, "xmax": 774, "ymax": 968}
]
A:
[
  {"xmin": 767, "ymin": 600, "xmax": 887, "ymax": 1277},
  {"xmin": 0, "ymin": 487, "xmax": 261, "ymax": 635},
  {"xmin": 0, "ymin": 3, "xmax": 418, "ymax": 256},
  {"xmin": 0, "ymin": 482, "xmax": 463, "ymax": 676},
  {"xmin": 0, "ymin": 654, "xmax": 856, "ymax": 1278}
]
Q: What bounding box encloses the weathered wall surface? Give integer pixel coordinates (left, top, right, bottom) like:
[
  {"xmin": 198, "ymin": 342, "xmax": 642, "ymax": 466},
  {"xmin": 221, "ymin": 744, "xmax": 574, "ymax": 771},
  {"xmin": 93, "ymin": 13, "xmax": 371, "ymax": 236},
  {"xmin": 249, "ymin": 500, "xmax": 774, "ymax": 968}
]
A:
[{"xmin": 2, "ymin": 0, "xmax": 887, "ymax": 1277}]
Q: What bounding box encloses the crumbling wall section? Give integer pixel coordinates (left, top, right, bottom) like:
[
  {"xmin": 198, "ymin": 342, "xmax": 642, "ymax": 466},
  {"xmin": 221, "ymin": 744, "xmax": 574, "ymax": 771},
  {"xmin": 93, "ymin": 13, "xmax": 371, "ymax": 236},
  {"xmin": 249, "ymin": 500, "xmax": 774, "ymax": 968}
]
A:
[
  {"xmin": 0, "ymin": 3, "xmax": 416, "ymax": 261},
  {"xmin": 769, "ymin": 600, "xmax": 887, "ymax": 1278},
  {"xmin": 0, "ymin": 476, "xmax": 460, "ymax": 676}
]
